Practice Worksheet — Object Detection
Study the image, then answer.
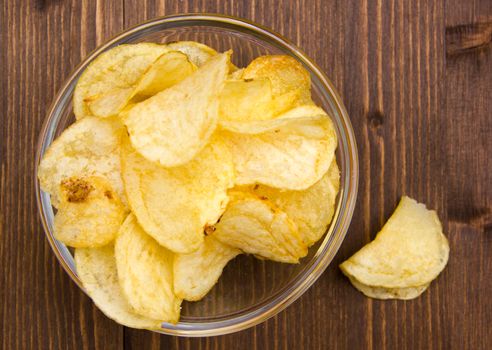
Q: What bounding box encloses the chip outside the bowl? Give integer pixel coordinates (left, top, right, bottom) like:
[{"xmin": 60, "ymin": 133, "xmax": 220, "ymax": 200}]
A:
[{"xmin": 340, "ymin": 196, "xmax": 449, "ymax": 294}]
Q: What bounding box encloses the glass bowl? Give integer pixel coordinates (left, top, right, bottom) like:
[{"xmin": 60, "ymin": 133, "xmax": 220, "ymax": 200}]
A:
[{"xmin": 35, "ymin": 14, "xmax": 358, "ymax": 337}]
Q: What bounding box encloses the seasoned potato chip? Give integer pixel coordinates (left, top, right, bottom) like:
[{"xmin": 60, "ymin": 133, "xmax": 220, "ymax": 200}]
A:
[
  {"xmin": 219, "ymin": 78, "xmax": 273, "ymax": 122},
  {"xmin": 74, "ymin": 43, "xmax": 169, "ymax": 119},
  {"xmin": 340, "ymin": 196, "xmax": 449, "ymax": 288},
  {"xmin": 87, "ymin": 51, "xmax": 196, "ymax": 118},
  {"xmin": 124, "ymin": 52, "xmax": 229, "ymax": 167},
  {"xmin": 214, "ymin": 191, "xmax": 307, "ymax": 263},
  {"xmin": 167, "ymin": 41, "xmax": 217, "ymax": 66},
  {"xmin": 250, "ymin": 159, "xmax": 340, "ymax": 246},
  {"xmin": 115, "ymin": 214, "xmax": 181, "ymax": 323},
  {"xmin": 75, "ymin": 245, "xmax": 162, "ymax": 329},
  {"xmin": 120, "ymin": 136, "xmax": 234, "ymax": 253},
  {"xmin": 174, "ymin": 236, "xmax": 240, "ymax": 301},
  {"xmin": 221, "ymin": 106, "xmax": 337, "ymax": 190},
  {"xmin": 37, "ymin": 117, "xmax": 125, "ymax": 207},
  {"xmin": 242, "ymin": 55, "xmax": 311, "ymax": 104},
  {"xmin": 347, "ymin": 276, "xmax": 429, "ymax": 300},
  {"xmin": 54, "ymin": 176, "xmax": 127, "ymax": 248}
]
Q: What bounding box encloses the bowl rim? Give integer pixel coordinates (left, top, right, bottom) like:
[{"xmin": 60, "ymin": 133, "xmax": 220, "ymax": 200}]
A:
[{"xmin": 35, "ymin": 13, "xmax": 359, "ymax": 337}]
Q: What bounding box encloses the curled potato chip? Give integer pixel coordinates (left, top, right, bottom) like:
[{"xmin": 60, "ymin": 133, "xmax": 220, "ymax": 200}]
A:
[
  {"xmin": 115, "ymin": 214, "xmax": 181, "ymax": 323},
  {"xmin": 73, "ymin": 43, "xmax": 169, "ymax": 119},
  {"xmin": 242, "ymin": 55, "xmax": 311, "ymax": 104},
  {"xmin": 250, "ymin": 159, "xmax": 340, "ymax": 246},
  {"xmin": 132, "ymin": 51, "xmax": 196, "ymax": 98},
  {"xmin": 54, "ymin": 176, "xmax": 127, "ymax": 248},
  {"xmin": 75, "ymin": 245, "xmax": 162, "ymax": 329},
  {"xmin": 167, "ymin": 41, "xmax": 217, "ymax": 66},
  {"xmin": 174, "ymin": 236, "xmax": 240, "ymax": 301},
  {"xmin": 87, "ymin": 51, "xmax": 196, "ymax": 118},
  {"xmin": 347, "ymin": 276, "xmax": 429, "ymax": 300},
  {"xmin": 221, "ymin": 106, "xmax": 337, "ymax": 190},
  {"xmin": 124, "ymin": 53, "xmax": 229, "ymax": 167},
  {"xmin": 340, "ymin": 196, "xmax": 450, "ymax": 288},
  {"xmin": 37, "ymin": 117, "xmax": 125, "ymax": 207},
  {"xmin": 121, "ymin": 136, "xmax": 234, "ymax": 253},
  {"xmin": 214, "ymin": 191, "xmax": 307, "ymax": 263}
]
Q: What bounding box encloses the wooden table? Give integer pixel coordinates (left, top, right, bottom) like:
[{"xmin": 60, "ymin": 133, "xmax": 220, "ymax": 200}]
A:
[{"xmin": 1, "ymin": 1, "xmax": 491, "ymax": 349}]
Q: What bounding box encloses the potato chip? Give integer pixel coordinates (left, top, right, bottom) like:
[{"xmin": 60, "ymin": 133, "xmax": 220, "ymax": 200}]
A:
[
  {"xmin": 73, "ymin": 43, "xmax": 169, "ymax": 119},
  {"xmin": 75, "ymin": 245, "xmax": 162, "ymax": 329},
  {"xmin": 120, "ymin": 136, "xmax": 234, "ymax": 253},
  {"xmin": 174, "ymin": 236, "xmax": 240, "ymax": 301},
  {"xmin": 219, "ymin": 78, "xmax": 273, "ymax": 122},
  {"xmin": 86, "ymin": 51, "xmax": 196, "ymax": 118},
  {"xmin": 54, "ymin": 176, "xmax": 127, "ymax": 248},
  {"xmin": 132, "ymin": 51, "xmax": 196, "ymax": 98},
  {"xmin": 214, "ymin": 191, "xmax": 307, "ymax": 263},
  {"xmin": 220, "ymin": 106, "xmax": 337, "ymax": 190},
  {"xmin": 115, "ymin": 214, "xmax": 181, "ymax": 323},
  {"xmin": 340, "ymin": 196, "xmax": 450, "ymax": 288},
  {"xmin": 166, "ymin": 41, "xmax": 217, "ymax": 66},
  {"xmin": 347, "ymin": 276, "xmax": 429, "ymax": 300},
  {"xmin": 37, "ymin": 117, "xmax": 125, "ymax": 207},
  {"xmin": 124, "ymin": 52, "xmax": 229, "ymax": 167},
  {"xmin": 242, "ymin": 55, "xmax": 311, "ymax": 104},
  {"xmin": 249, "ymin": 159, "xmax": 340, "ymax": 246}
]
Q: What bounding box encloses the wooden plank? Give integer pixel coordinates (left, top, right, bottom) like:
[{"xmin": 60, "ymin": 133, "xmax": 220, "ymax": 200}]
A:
[
  {"xmin": 0, "ymin": 1, "xmax": 125, "ymax": 349},
  {"xmin": 442, "ymin": 1, "xmax": 492, "ymax": 349}
]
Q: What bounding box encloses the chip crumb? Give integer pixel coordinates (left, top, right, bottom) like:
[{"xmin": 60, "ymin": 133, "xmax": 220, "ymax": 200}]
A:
[
  {"xmin": 104, "ymin": 190, "xmax": 113, "ymax": 199},
  {"xmin": 61, "ymin": 178, "xmax": 94, "ymax": 203},
  {"xmin": 204, "ymin": 224, "xmax": 216, "ymax": 236},
  {"xmin": 253, "ymin": 184, "xmax": 259, "ymax": 190}
]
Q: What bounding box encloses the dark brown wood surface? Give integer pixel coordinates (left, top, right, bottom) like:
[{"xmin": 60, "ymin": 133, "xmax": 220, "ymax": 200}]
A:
[{"xmin": 1, "ymin": 0, "xmax": 490, "ymax": 349}]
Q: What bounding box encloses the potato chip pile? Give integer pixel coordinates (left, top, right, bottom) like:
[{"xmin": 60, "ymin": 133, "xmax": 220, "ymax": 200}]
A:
[
  {"xmin": 38, "ymin": 42, "xmax": 340, "ymax": 328},
  {"xmin": 340, "ymin": 196, "xmax": 449, "ymax": 300}
]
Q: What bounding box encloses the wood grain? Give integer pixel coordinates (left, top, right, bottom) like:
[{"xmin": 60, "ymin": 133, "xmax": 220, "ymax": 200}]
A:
[{"xmin": 0, "ymin": 0, "xmax": 490, "ymax": 349}]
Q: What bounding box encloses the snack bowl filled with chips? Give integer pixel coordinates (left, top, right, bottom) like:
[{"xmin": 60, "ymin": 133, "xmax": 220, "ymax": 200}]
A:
[{"xmin": 36, "ymin": 14, "xmax": 358, "ymax": 336}]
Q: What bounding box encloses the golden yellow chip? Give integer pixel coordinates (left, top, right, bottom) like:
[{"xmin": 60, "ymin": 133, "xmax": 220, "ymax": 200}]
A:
[
  {"xmin": 249, "ymin": 159, "xmax": 340, "ymax": 246},
  {"xmin": 340, "ymin": 196, "xmax": 450, "ymax": 288},
  {"xmin": 37, "ymin": 117, "xmax": 125, "ymax": 207},
  {"xmin": 86, "ymin": 51, "xmax": 196, "ymax": 118},
  {"xmin": 242, "ymin": 55, "xmax": 311, "ymax": 104},
  {"xmin": 221, "ymin": 106, "xmax": 337, "ymax": 190},
  {"xmin": 124, "ymin": 52, "xmax": 229, "ymax": 167},
  {"xmin": 166, "ymin": 41, "xmax": 217, "ymax": 66},
  {"xmin": 120, "ymin": 136, "xmax": 234, "ymax": 253},
  {"xmin": 115, "ymin": 214, "xmax": 181, "ymax": 323},
  {"xmin": 214, "ymin": 191, "xmax": 307, "ymax": 263},
  {"xmin": 54, "ymin": 176, "xmax": 127, "ymax": 248},
  {"xmin": 174, "ymin": 236, "xmax": 240, "ymax": 301},
  {"xmin": 219, "ymin": 78, "xmax": 273, "ymax": 122},
  {"xmin": 75, "ymin": 245, "xmax": 162, "ymax": 329},
  {"xmin": 73, "ymin": 43, "xmax": 169, "ymax": 119},
  {"xmin": 347, "ymin": 276, "xmax": 429, "ymax": 300}
]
